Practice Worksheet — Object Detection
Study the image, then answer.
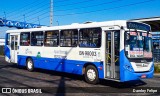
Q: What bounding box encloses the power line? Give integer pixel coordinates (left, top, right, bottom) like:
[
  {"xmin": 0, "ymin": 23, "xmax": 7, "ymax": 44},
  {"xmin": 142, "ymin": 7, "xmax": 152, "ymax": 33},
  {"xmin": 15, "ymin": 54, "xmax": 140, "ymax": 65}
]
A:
[
  {"xmin": 54, "ymin": 0, "xmax": 96, "ymax": 7},
  {"xmin": 54, "ymin": 0, "xmax": 122, "ymax": 12},
  {"xmin": 26, "ymin": 10, "xmax": 49, "ymax": 22},
  {"xmin": 7, "ymin": 0, "xmax": 47, "ymax": 18},
  {"xmin": 28, "ymin": 7, "xmax": 50, "ymax": 20},
  {"xmin": 31, "ymin": 15, "xmax": 49, "ymax": 24},
  {"xmin": 50, "ymin": 0, "xmax": 53, "ymax": 26},
  {"xmin": 6, "ymin": 0, "xmax": 41, "ymax": 16},
  {"xmin": 15, "ymin": 6, "xmax": 50, "ymax": 21},
  {"xmin": 54, "ymin": 0, "xmax": 156, "ymax": 16},
  {"xmin": 54, "ymin": 0, "xmax": 71, "ymax": 3},
  {"xmin": 15, "ymin": 2, "xmax": 50, "ymax": 23}
]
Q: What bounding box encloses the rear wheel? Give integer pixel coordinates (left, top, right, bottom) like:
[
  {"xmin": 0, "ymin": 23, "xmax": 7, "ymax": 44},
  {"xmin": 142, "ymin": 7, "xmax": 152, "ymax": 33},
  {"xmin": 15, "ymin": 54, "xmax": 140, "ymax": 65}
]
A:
[
  {"xmin": 85, "ymin": 65, "xmax": 99, "ymax": 84},
  {"xmin": 26, "ymin": 58, "xmax": 34, "ymax": 72}
]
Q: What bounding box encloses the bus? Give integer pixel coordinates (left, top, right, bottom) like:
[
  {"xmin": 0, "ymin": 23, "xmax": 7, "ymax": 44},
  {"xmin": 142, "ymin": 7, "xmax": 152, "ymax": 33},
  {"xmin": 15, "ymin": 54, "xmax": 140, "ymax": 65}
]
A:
[{"xmin": 4, "ymin": 20, "xmax": 154, "ymax": 84}]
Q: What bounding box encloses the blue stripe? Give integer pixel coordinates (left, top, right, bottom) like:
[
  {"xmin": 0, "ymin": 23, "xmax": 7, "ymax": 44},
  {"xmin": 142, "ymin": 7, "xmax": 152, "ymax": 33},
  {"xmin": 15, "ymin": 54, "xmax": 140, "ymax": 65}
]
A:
[
  {"xmin": 18, "ymin": 55, "xmax": 104, "ymax": 79},
  {"xmin": 4, "ymin": 34, "xmax": 10, "ymax": 59}
]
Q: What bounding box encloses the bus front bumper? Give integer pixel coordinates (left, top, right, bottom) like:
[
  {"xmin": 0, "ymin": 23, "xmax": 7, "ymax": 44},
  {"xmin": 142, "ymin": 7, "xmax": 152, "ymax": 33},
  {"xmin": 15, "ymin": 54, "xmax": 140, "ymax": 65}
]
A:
[{"xmin": 121, "ymin": 65, "xmax": 154, "ymax": 82}]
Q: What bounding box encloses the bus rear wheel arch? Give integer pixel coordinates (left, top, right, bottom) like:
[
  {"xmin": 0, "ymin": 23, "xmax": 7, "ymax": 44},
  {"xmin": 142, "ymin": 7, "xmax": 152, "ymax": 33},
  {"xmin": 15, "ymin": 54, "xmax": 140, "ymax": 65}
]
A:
[
  {"xmin": 26, "ymin": 58, "xmax": 34, "ymax": 72},
  {"xmin": 84, "ymin": 65, "xmax": 99, "ymax": 84}
]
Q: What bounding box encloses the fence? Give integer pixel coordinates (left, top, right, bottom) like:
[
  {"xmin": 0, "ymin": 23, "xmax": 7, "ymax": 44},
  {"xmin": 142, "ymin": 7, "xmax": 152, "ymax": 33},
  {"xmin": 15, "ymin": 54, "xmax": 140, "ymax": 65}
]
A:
[{"xmin": 153, "ymin": 49, "xmax": 160, "ymax": 63}]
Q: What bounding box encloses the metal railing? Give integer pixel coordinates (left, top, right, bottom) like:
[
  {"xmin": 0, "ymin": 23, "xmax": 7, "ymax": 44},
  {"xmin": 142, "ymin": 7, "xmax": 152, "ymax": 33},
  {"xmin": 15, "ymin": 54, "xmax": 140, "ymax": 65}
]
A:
[{"xmin": 153, "ymin": 49, "xmax": 160, "ymax": 63}]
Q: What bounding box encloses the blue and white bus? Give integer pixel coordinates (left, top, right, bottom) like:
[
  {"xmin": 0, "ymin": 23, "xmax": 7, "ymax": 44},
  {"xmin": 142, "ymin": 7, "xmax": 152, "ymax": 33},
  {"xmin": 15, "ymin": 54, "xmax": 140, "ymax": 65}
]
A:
[{"xmin": 4, "ymin": 20, "xmax": 154, "ymax": 84}]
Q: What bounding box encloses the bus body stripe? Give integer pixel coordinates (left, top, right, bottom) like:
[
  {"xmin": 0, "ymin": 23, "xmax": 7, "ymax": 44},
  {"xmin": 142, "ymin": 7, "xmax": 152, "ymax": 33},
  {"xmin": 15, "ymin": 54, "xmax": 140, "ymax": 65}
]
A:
[
  {"xmin": 17, "ymin": 55, "xmax": 104, "ymax": 79},
  {"xmin": 4, "ymin": 34, "xmax": 10, "ymax": 59}
]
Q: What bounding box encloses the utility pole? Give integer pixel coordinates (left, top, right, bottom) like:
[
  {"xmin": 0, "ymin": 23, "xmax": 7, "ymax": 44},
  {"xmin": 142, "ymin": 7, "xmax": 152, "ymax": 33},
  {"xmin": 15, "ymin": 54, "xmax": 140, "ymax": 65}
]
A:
[
  {"xmin": 56, "ymin": 21, "xmax": 59, "ymax": 26},
  {"xmin": 38, "ymin": 16, "xmax": 40, "ymax": 25},
  {"xmin": 3, "ymin": 12, "xmax": 6, "ymax": 19},
  {"xmin": 23, "ymin": 14, "xmax": 26, "ymax": 22},
  {"xmin": 23, "ymin": 14, "xmax": 26, "ymax": 28},
  {"xmin": 50, "ymin": 0, "xmax": 53, "ymax": 26},
  {"xmin": 3, "ymin": 12, "xmax": 6, "ymax": 26}
]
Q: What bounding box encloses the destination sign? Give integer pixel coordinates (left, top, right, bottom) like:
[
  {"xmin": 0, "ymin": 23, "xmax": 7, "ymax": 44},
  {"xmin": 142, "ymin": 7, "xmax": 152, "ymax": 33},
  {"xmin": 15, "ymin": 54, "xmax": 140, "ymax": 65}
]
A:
[{"xmin": 127, "ymin": 22, "xmax": 151, "ymax": 31}]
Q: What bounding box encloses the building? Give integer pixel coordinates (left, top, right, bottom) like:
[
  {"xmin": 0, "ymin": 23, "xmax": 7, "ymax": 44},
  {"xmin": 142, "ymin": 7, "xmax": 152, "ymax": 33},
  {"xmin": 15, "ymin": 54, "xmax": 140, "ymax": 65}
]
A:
[{"xmin": 0, "ymin": 38, "xmax": 5, "ymax": 46}]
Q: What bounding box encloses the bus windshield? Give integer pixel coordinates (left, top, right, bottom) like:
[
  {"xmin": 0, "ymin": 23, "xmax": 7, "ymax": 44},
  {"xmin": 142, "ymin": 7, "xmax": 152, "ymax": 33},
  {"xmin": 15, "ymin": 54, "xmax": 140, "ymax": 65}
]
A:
[{"xmin": 125, "ymin": 31, "xmax": 152, "ymax": 58}]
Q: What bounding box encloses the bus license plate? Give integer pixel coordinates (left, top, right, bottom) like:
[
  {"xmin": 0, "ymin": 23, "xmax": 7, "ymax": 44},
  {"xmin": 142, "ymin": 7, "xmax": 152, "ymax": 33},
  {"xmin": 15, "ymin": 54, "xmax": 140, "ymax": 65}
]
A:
[{"xmin": 141, "ymin": 74, "xmax": 146, "ymax": 78}]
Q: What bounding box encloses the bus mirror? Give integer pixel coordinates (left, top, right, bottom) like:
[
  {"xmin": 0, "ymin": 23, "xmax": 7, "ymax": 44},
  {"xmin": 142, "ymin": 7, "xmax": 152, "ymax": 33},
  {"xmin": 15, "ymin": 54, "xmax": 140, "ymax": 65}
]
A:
[
  {"xmin": 147, "ymin": 31, "xmax": 149, "ymax": 37},
  {"xmin": 126, "ymin": 33, "xmax": 130, "ymax": 40}
]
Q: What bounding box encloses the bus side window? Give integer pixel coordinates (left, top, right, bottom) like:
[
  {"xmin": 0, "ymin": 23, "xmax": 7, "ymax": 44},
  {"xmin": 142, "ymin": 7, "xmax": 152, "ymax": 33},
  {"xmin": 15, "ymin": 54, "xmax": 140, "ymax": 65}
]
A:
[
  {"xmin": 6, "ymin": 33, "xmax": 10, "ymax": 45},
  {"xmin": 79, "ymin": 28, "xmax": 102, "ymax": 48},
  {"xmin": 31, "ymin": 31, "xmax": 43, "ymax": 46},
  {"xmin": 20, "ymin": 32, "xmax": 30, "ymax": 46},
  {"xmin": 60, "ymin": 29, "xmax": 78, "ymax": 47},
  {"xmin": 44, "ymin": 30, "xmax": 59, "ymax": 47},
  {"xmin": 11, "ymin": 36, "xmax": 14, "ymax": 50}
]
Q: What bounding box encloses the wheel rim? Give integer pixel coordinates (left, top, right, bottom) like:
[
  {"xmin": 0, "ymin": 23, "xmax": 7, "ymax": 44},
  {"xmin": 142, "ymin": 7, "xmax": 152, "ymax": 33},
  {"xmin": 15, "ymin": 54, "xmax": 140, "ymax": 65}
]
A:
[
  {"xmin": 27, "ymin": 60, "xmax": 32, "ymax": 69},
  {"xmin": 87, "ymin": 69, "xmax": 96, "ymax": 81}
]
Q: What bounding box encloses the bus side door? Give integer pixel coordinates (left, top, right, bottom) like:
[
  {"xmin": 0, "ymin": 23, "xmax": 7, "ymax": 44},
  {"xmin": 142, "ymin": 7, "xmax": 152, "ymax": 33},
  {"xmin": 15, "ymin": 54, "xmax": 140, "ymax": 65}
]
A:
[
  {"xmin": 105, "ymin": 30, "xmax": 120, "ymax": 79},
  {"xmin": 10, "ymin": 35, "xmax": 19, "ymax": 63}
]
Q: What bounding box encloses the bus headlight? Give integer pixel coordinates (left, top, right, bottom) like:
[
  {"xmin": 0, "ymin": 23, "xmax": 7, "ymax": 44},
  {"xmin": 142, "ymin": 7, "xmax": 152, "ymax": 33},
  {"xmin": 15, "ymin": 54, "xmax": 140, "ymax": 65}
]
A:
[
  {"xmin": 124, "ymin": 65, "xmax": 133, "ymax": 72},
  {"xmin": 149, "ymin": 63, "xmax": 154, "ymax": 71}
]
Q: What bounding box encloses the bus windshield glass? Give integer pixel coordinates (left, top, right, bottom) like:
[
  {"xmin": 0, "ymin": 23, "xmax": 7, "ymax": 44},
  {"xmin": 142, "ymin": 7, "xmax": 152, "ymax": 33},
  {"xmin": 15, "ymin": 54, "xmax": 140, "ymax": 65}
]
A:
[{"xmin": 125, "ymin": 31, "xmax": 152, "ymax": 58}]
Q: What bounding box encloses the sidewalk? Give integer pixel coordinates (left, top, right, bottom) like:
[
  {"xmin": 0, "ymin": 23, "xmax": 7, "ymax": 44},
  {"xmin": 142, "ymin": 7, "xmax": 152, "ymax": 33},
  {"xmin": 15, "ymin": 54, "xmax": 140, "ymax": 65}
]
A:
[
  {"xmin": 154, "ymin": 73, "xmax": 160, "ymax": 75},
  {"xmin": 0, "ymin": 55, "xmax": 4, "ymax": 57},
  {"xmin": 154, "ymin": 73, "xmax": 160, "ymax": 79}
]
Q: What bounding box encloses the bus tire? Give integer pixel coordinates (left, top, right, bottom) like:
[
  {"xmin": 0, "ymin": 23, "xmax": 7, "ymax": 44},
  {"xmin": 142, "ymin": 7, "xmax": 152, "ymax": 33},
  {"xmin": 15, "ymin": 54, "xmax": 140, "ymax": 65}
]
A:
[
  {"xmin": 26, "ymin": 58, "xmax": 34, "ymax": 72},
  {"xmin": 85, "ymin": 65, "xmax": 99, "ymax": 84}
]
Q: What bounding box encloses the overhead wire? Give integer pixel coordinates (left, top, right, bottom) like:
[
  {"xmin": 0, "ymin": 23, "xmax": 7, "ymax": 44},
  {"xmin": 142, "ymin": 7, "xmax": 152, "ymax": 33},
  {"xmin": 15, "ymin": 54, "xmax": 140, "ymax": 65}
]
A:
[
  {"xmin": 2, "ymin": 0, "xmax": 156, "ymax": 25},
  {"xmin": 6, "ymin": 0, "xmax": 41, "ymax": 17},
  {"xmin": 31, "ymin": 15, "xmax": 50, "ymax": 24},
  {"xmin": 54, "ymin": 0, "xmax": 156, "ymax": 16},
  {"xmin": 54, "ymin": 0, "xmax": 96, "ymax": 7},
  {"xmin": 8, "ymin": 0, "xmax": 48, "ymax": 19},
  {"xmin": 54, "ymin": 0, "xmax": 122, "ymax": 12},
  {"xmin": 16, "ymin": 5, "xmax": 50, "ymax": 21},
  {"xmin": 26, "ymin": 10, "xmax": 49, "ymax": 22},
  {"xmin": 54, "ymin": 0, "xmax": 71, "ymax": 3}
]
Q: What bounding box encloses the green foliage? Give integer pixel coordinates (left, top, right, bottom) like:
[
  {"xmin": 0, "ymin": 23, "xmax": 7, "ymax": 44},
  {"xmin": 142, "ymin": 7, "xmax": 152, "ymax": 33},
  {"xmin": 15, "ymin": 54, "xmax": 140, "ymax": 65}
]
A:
[{"xmin": 154, "ymin": 64, "xmax": 160, "ymax": 73}]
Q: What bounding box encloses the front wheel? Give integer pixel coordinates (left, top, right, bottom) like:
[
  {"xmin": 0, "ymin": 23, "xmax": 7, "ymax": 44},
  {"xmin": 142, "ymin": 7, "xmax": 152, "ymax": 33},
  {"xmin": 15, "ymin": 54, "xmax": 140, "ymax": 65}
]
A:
[
  {"xmin": 26, "ymin": 58, "xmax": 34, "ymax": 72},
  {"xmin": 85, "ymin": 65, "xmax": 99, "ymax": 84}
]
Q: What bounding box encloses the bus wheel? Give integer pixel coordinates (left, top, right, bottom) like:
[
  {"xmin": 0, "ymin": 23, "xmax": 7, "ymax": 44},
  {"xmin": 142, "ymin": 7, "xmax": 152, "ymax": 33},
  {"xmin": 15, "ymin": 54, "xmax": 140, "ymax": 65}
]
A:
[
  {"xmin": 26, "ymin": 58, "xmax": 34, "ymax": 72},
  {"xmin": 85, "ymin": 65, "xmax": 99, "ymax": 84}
]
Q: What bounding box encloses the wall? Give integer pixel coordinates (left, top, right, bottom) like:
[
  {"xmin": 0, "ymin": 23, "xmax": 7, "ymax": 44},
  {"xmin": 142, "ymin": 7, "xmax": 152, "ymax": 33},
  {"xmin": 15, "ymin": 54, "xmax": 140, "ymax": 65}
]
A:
[{"xmin": 0, "ymin": 39, "xmax": 5, "ymax": 46}]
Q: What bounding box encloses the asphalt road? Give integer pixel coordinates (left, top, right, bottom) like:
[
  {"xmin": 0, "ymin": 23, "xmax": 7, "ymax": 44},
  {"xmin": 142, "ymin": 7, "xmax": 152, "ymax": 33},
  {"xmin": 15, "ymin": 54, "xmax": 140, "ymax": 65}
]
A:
[{"xmin": 0, "ymin": 56, "xmax": 160, "ymax": 96}]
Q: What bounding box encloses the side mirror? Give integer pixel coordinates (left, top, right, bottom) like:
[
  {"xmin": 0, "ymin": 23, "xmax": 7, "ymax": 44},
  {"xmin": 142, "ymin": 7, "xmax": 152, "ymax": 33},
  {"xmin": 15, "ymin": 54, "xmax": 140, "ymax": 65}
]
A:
[
  {"xmin": 126, "ymin": 33, "xmax": 130, "ymax": 40},
  {"xmin": 147, "ymin": 31, "xmax": 149, "ymax": 37}
]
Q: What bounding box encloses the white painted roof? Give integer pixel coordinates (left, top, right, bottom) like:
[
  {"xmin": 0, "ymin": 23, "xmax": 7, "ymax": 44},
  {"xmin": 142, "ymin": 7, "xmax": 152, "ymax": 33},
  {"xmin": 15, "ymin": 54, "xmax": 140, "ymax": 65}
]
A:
[{"xmin": 6, "ymin": 20, "xmax": 127, "ymax": 33}]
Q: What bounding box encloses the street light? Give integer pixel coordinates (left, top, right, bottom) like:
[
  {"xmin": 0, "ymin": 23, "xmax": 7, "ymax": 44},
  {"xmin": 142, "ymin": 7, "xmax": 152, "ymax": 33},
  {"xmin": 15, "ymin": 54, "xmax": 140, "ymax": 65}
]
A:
[
  {"xmin": 23, "ymin": 14, "xmax": 26, "ymax": 22},
  {"xmin": 23, "ymin": 14, "xmax": 26, "ymax": 28},
  {"xmin": 3, "ymin": 12, "xmax": 6, "ymax": 26},
  {"xmin": 38, "ymin": 17, "xmax": 40, "ymax": 25},
  {"xmin": 56, "ymin": 21, "xmax": 59, "ymax": 26},
  {"xmin": 3, "ymin": 12, "xmax": 6, "ymax": 19}
]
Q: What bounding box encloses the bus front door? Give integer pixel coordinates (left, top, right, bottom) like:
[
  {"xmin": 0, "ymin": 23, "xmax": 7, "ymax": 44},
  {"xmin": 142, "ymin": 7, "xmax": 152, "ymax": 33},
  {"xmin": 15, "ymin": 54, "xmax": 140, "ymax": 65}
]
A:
[
  {"xmin": 105, "ymin": 31, "xmax": 120, "ymax": 80},
  {"xmin": 10, "ymin": 35, "xmax": 18, "ymax": 63}
]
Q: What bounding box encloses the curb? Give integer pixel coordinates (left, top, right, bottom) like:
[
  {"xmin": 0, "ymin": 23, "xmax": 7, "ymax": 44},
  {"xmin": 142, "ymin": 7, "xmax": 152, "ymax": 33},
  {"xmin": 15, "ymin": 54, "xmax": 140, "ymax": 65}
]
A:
[{"xmin": 154, "ymin": 73, "xmax": 160, "ymax": 75}]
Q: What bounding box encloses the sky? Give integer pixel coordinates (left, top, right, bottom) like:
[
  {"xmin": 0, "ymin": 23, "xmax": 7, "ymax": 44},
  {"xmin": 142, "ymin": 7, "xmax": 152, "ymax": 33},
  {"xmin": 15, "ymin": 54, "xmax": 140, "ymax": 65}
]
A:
[{"xmin": 0, "ymin": 0, "xmax": 160, "ymax": 38}]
